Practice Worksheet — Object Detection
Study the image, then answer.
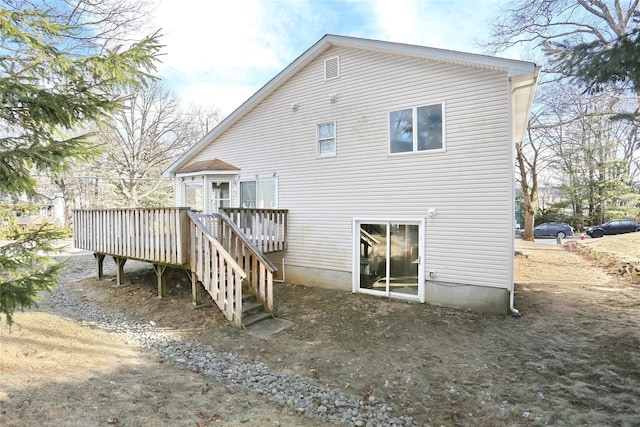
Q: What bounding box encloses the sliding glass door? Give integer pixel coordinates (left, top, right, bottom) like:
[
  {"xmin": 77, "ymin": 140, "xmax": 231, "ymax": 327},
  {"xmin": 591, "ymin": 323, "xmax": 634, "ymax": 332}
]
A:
[{"xmin": 355, "ymin": 220, "xmax": 424, "ymax": 301}]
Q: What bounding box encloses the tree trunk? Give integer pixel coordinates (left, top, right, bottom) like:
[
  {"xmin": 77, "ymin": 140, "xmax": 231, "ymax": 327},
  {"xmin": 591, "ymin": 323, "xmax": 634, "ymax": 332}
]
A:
[
  {"xmin": 522, "ymin": 197, "xmax": 536, "ymax": 241},
  {"xmin": 516, "ymin": 140, "xmax": 538, "ymax": 241}
]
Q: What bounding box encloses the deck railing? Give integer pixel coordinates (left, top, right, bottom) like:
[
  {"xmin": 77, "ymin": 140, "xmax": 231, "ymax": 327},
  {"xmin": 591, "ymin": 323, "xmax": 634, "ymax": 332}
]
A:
[
  {"xmin": 73, "ymin": 207, "xmax": 284, "ymax": 326},
  {"xmin": 73, "ymin": 208, "xmax": 190, "ymax": 266},
  {"xmin": 194, "ymin": 212, "xmax": 277, "ymax": 312},
  {"xmin": 222, "ymin": 208, "xmax": 288, "ymax": 254}
]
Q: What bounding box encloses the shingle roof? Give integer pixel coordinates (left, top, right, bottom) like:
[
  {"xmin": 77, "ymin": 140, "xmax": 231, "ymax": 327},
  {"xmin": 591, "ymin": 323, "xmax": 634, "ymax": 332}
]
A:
[{"xmin": 175, "ymin": 158, "xmax": 240, "ymax": 174}]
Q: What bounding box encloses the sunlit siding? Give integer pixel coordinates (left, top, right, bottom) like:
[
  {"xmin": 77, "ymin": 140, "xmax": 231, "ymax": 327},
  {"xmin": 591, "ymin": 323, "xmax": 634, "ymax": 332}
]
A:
[{"xmin": 193, "ymin": 45, "xmax": 514, "ymax": 290}]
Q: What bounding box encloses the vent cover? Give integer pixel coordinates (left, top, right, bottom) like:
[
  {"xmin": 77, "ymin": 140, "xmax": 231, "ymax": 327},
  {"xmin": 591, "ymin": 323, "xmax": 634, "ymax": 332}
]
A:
[{"xmin": 324, "ymin": 56, "xmax": 340, "ymax": 80}]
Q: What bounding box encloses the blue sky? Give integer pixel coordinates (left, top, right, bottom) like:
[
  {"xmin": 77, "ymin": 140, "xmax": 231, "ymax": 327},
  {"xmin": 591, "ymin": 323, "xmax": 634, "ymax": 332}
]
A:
[{"xmin": 151, "ymin": 0, "xmax": 520, "ymax": 114}]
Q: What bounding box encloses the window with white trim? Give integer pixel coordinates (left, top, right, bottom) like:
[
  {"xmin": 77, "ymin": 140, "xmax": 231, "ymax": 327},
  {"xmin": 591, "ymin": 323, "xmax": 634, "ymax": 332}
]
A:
[
  {"xmin": 317, "ymin": 121, "xmax": 336, "ymax": 157},
  {"xmin": 389, "ymin": 103, "xmax": 444, "ymax": 154}
]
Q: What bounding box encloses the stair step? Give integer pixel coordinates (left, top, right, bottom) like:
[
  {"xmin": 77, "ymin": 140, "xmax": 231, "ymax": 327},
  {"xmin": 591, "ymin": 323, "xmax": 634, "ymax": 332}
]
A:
[
  {"xmin": 242, "ymin": 293, "xmax": 257, "ymax": 304},
  {"xmin": 242, "ymin": 300, "xmax": 264, "ymax": 314},
  {"xmin": 242, "ymin": 311, "xmax": 272, "ymax": 327}
]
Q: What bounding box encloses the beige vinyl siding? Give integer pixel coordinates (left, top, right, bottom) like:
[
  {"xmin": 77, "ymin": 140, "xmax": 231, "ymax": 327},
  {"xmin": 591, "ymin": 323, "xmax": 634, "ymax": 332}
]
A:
[
  {"xmin": 192, "ymin": 45, "xmax": 515, "ymax": 290},
  {"xmin": 173, "ymin": 179, "xmax": 182, "ymax": 206}
]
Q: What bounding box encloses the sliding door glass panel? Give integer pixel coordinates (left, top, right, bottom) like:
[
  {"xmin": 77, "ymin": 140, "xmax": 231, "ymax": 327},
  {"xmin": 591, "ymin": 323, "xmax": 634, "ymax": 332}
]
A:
[
  {"xmin": 359, "ymin": 223, "xmax": 387, "ymax": 291},
  {"xmin": 388, "ymin": 224, "xmax": 419, "ymax": 296}
]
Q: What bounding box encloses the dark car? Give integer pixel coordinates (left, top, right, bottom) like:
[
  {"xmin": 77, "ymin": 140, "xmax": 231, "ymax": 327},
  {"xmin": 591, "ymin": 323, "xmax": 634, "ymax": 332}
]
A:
[
  {"xmin": 520, "ymin": 222, "xmax": 574, "ymax": 239},
  {"xmin": 585, "ymin": 219, "xmax": 640, "ymax": 238}
]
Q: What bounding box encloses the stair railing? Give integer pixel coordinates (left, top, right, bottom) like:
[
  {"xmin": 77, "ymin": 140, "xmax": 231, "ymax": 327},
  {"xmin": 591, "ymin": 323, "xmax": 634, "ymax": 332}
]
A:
[
  {"xmin": 187, "ymin": 212, "xmax": 246, "ymax": 326},
  {"xmin": 193, "ymin": 212, "xmax": 277, "ymax": 313}
]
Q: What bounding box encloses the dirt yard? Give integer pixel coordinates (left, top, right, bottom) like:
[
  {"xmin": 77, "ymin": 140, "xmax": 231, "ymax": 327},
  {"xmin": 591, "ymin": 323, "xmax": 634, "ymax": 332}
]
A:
[{"xmin": 1, "ymin": 234, "xmax": 639, "ymax": 426}]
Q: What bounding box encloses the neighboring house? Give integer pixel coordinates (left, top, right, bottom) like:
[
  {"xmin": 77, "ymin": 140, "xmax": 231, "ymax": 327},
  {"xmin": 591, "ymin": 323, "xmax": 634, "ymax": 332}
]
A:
[
  {"xmin": 163, "ymin": 35, "xmax": 540, "ymax": 315},
  {"xmin": 2, "ymin": 195, "xmax": 65, "ymax": 230}
]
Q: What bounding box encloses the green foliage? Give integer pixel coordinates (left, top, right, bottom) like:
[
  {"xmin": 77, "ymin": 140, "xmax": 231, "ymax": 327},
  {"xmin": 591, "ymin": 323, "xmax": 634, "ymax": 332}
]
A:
[
  {"xmin": 0, "ymin": 3, "xmax": 161, "ymax": 325},
  {"xmin": 0, "ymin": 6, "xmax": 162, "ymax": 199},
  {"xmin": 0, "ymin": 225, "xmax": 67, "ymax": 325}
]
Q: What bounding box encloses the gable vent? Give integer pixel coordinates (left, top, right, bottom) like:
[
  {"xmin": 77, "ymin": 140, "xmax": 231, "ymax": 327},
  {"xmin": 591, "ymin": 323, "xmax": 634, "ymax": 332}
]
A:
[{"xmin": 324, "ymin": 56, "xmax": 340, "ymax": 80}]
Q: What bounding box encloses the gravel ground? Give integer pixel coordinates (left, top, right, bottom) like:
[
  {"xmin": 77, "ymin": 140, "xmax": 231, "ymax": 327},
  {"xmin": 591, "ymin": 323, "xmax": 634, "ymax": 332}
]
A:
[{"xmin": 44, "ymin": 254, "xmax": 417, "ymax": 427}]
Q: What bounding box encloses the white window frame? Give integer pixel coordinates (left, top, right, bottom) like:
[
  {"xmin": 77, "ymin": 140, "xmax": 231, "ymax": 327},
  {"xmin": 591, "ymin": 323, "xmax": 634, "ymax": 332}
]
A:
[
  {"xmin": 317, "ymin": 121, "xmax": 337, "ymax": 157},
  {"xmin": 388, "ymin": 102, "xmax": 446, "ymax": 155},
  {"xmin": 352, "ymin": 217, "xmax": 425, "ymax": 303},
  {"xmin": 183, "ymin": 180, "xmax": 203, "ymax": 211}
]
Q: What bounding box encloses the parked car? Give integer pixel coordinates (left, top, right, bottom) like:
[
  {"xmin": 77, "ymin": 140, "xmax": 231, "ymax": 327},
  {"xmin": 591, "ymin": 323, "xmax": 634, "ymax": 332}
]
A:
[
  {"xmin": 519, "ymin": 222, "xmax": 574, "ymax": 238},
  {"xmin": 585, "ymin": 219, "xmax": 640, "ymax": 238}
]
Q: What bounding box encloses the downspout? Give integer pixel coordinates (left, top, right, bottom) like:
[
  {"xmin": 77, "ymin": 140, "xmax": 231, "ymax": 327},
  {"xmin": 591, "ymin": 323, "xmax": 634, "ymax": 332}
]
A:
[
  {"xmin": 274, "ymin": 257, "xmax": 286, "ymax": 283},
  {"xmin": 509, "ymin": 288, "xmax": 521, "ymax": 317},
  {"xmin": 509, "ymin": 72, "xmax": 539, "ymax": 318}
]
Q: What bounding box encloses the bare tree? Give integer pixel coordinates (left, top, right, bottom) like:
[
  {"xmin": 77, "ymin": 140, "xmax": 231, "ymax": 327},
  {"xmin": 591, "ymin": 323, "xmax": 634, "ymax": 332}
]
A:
[
  {"xmin": 16, "ymin": 0, "xmax": 158, "ymax": 50},
  {"xmin": 95, "ymin": 81, "xmax": 199, "ymax": 207},
  {"xmin": 189, "ymin": 104, "xmax": 224, "ymax": 138},
  {"xmin": 489, "ymin": 0, "xmax": 639, "ymax": 238},
  {"xmin": 517, "ymin": 122, "xmax": 549, "ymax": 241},
  {"xmin": 538, "ymin": 86, "xmax": 638, "ymax": 226},
  {"xmin": 490, "ymin": 0, "xmax": 638, "ymax": 56}
]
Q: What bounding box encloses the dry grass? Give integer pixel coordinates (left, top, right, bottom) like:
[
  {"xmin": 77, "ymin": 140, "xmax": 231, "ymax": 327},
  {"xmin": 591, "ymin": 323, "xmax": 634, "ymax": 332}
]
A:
[{"xmin": 582, "ymin": 232, "xmax": 640, "ymax": 259}]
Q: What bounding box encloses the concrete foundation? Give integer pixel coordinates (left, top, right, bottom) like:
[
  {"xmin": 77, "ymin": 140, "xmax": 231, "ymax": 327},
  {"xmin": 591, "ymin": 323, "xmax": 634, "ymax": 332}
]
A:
[
  {"xmin": 274, "ymin": 260, "xmax": 510, "ymax": 315},
  {"xmin": 282, "ymin": 263, "xmax": 352, "ymax": 291},
  {"xmin": 425, "ymin": 280, "xmax": 510, "ymax": 315}
]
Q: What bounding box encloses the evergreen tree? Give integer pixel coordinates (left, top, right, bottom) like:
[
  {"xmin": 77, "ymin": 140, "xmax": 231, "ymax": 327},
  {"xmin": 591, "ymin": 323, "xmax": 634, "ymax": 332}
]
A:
[
  {"xmin": 557, "ymin": 12, "xmax": 640, "ymax": 102},
  {"xmin": 0, "ymin": 3, "xmax": 161, "ymax": 325}
]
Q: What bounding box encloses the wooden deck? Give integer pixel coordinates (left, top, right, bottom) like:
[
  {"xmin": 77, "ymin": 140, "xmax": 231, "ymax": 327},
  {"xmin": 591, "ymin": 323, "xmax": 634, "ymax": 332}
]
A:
[{"xmin": 73, "ymin": 207, "xmax": 287, "ymax": 327}]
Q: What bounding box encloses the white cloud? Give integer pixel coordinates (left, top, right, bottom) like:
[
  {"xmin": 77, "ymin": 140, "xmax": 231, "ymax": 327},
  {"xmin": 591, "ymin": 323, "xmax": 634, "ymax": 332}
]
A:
[
  {"xmin": 369, "ymin": 0, "xmax": 502, "ymax": 53},
  {"xmin": 151, "ymin": 0, "xmax": 515, "ymax": 113},
  {"xmin": 152, "ymin": 0, "xmax": 295, "ymax": 112}
]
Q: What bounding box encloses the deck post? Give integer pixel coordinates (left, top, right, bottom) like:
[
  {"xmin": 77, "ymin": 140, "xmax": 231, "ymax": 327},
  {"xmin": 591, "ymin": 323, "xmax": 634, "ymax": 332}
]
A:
[
  {"xmin": 153, "ymin": 264, "xmax": 167, "ymax": 298},
  {"xmin": 94, "ymin": 253, "xmax": 106, "ymax": 279},
  {"xmin": 113, "ymin": 257, "xmax": 127, "ymax": 286},
  {"xmin": 190, "ymin": 271, "xmax": 202, "ymax": 305}
]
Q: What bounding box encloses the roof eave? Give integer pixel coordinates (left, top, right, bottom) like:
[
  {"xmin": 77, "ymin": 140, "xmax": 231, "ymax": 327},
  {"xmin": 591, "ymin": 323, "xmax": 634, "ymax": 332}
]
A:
[{"xmin": 511, "ymin": 66, "xmax": 542, "ymax": 144}]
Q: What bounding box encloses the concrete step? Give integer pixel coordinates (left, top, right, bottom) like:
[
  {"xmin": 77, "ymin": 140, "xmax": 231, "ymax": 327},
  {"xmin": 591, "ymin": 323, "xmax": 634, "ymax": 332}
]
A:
[
  {"xmin": 245, "ymin": 316, "xmax": 293, "ymax": 338},
  {"xmin": 242, "ymin": 311, "xmax": 272, "ymax": 327}
]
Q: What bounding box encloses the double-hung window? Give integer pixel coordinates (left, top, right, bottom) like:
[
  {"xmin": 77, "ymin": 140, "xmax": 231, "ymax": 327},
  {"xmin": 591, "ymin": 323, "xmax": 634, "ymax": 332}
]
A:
[
  {"xmin": 317, "ymin": 121, "xmax": 336, "ymax": 156},
  {"xmin": 389, "ymin": 103, "xmax": 444, "ymax": 154}
]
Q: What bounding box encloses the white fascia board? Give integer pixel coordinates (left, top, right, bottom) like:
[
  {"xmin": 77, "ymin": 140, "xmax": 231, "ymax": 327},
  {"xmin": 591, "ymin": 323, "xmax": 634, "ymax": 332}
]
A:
[
  {"xmin": 511, "ymin": 66, "xmax": 542, "ymax": 144},
  {"xmin": 175, "ymin": 170, "xmax": 239, "ymax": 179}
]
